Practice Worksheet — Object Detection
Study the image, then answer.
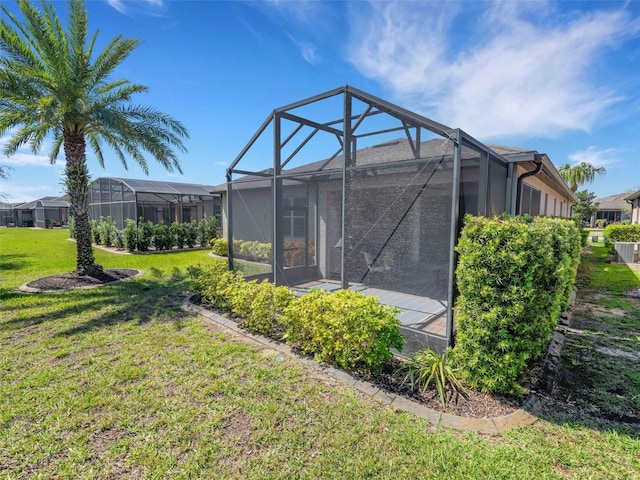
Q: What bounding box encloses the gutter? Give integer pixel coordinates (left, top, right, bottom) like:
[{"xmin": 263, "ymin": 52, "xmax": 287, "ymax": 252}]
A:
[{"xmin": 515, "ymin": 155, "xmax": 543, "ymax": 214}]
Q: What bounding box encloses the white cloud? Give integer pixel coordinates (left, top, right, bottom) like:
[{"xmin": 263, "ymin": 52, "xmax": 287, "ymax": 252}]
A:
[
  {"xmin": 105, "ymin": 0, "xmax": 164, "ymax": 15},
  {"xmin": 0, "ymin": 133, "xmax": 57, "ymax": 168},
  {"xmin": 106, "ymin": 0, "xmax": 126, "ymax": 13},
  {"xmin": 0, "ymin": 182, "xmax": 62, "ymax": 203},
  {"xmin": 1, "ymin": 151, "xmax": 53, "ymax": 168},
  {"xmin": 348, "ymin": 1, "xmax": 640, "ymax": 139},
  {"xmin": 568, "ymin": 146, "xmax": 618, "ymax": 168},
  {"xmin": 287, "ymin": 33, "xmax": 318, "ymax": 65}
]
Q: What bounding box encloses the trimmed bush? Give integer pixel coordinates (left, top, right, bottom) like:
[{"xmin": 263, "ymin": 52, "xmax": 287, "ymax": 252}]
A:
[
  {"xmin": 123, "ymin": 219, "xmax": 138, "ymax": 252},
  {"xmin": 138, "ymin": 219, "xmax": 153, "ymax": 252},
  {"xmin": 282, "ymin": 289, "xmax": 405, "ymax": 370},
  {"xmin": 227, "ymin": 280, "xmax": 294, "ymax": 335},
  {"xmin": 190, "ymin": 259, "xmax": 244, "ymax": 310},
  {"xmin": 453, "ymin": 215, "xmax": 581, "ymax": 395},
  {"xmin": 89, "ymin": 218, "xmax": 99, "ymax": 244},
  {"xmin": 153, "ymin": 223, "xmax": 174, "ymax": 251},
  {"xmin": 184, "ymin": 220, "xmax": 198, "ymax": 248},
  {"xmin": 171, "ymin": 222, "xmax": 187, "ymax": 249},
  {"xmin": 198, "ymin": 217, "xmax": 218, "ymax": 247},
  {"xmin": 68, "ymin": 216, "xmax": 75, "ymax": 238},
  {"xmin": 603, "ymin": 224, "xmax": 640, "ymax": 253},
  {"xmin": 212, "ymin": 238, "xmax": 229, "ymax": 257}
]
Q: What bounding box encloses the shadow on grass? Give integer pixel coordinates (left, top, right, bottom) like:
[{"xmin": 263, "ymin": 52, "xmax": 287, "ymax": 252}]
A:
[
  {"xmin": 56, "ymin": 277, "xmax": 193, "ymax": 337},
  {"xmin": 1, "ymin": 275, "xmax": 192, "ymax": 336},
  {"xmin": 0, "ymin": 253, "xmax": 33, "ymax": 272}
]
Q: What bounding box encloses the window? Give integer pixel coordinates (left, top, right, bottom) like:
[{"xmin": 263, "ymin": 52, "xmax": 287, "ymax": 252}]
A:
[
  {"xmin": 544, "ymin": 193, "xmax": 549, "ymax": 216},
  {"xmin": 520, "ymin": 183, "xmax": 541, "ymax": 216},
  {"xmin": 283, "ymin": 197, "xmax": 306, "ymax": 239}
]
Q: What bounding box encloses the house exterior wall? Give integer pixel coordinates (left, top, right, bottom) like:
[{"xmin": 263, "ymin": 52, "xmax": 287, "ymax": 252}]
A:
[{"xmin": 515, "ymin": 167, "xmax": 574, "ymax": 218}]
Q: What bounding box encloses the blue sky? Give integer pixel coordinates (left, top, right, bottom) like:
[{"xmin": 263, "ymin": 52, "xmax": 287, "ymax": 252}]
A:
[{"xmin": 1, "ymin": 0, "xmax": 640, "ymax": 203}]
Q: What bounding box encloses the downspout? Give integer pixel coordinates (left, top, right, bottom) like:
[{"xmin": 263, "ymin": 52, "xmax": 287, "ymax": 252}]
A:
[{"xmin": 515, "ymin": 155, "xmax": 543, "ymax": 214}]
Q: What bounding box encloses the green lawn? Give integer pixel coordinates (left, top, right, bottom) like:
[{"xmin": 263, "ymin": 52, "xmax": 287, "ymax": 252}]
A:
[{"xmin": 1, "ymin": 229, "xmax": 639, "ymax": 479}]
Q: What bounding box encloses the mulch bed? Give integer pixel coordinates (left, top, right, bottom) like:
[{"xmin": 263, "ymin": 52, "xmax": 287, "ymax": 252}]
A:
[
  {"xmin": 192, "ymin": 295, "xmax": 527, "ymax": 418},
  {"xmin": 24, "ymin": 269, "xmax": 139, "ymax": 291}
]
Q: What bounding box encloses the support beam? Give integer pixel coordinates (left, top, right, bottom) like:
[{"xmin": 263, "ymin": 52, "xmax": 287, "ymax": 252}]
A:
[
  {"xmin": 446, "ymin": 129, "xmax": 462, "ymax": 348},
  {"xmin": 280, "ymin": 111, "xmax": 343, "ymax": 137},
  {"xmin": 341, "ymin": 92, "xmax": 352, "ymax": 290}
]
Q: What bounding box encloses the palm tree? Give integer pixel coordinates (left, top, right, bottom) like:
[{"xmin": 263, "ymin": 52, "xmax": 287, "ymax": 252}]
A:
[
  {"xmin": 0, "ymin": 0, "xmax": 188, "ymax": 275},
  {"xmin": 558, "ymin": 162, "xmax": 606, "ymax": 193}
]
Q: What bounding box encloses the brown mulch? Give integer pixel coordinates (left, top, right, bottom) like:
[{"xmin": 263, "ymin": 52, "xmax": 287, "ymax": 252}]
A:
[
  {"xmin": 355, "ymin": 358, "xmax": 524, "ymax": 417},
  {"xmin": 24, "ymin": 269, "xmax": 139, "ymax": 291},
  {"xmin": 192, "ymin": 295, "xmax": 526, "ymax": 418}
]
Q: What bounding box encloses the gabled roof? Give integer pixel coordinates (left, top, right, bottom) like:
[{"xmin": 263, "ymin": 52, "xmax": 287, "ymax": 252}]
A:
[
  {"xmin": 623, "ymin": 190, "xmax": 640, "ymax": 202},
  {"xmin": 595, "ymin": 193, "xmax": 631, "ymax": 210},
  {"xmin": 14, "ymin": 196, "xmax": 68, "ymax": 209},
  {"xmin": 104, "ymin": 178, "xmax": 218, "ymax": 197},
  {"xmin": 214, "ymin": 137, "xmax": 575, "ymax": 202}
]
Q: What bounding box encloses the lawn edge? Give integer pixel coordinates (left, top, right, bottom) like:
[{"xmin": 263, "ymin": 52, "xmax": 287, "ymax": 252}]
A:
[{"xmin": 182, "ymin": 294, "xmax": 548, "ymax": 435}]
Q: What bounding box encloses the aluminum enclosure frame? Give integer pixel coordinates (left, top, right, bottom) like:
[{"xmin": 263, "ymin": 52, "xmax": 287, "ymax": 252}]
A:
[{"xmin": 226, "ymin": 85, "xmax": 512, "ymax": 351}]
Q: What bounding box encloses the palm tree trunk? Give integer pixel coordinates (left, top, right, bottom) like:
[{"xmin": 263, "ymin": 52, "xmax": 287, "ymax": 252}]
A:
[{"xmin": 63, "ymin": 131, "xmax": 97, "ymax": 275}]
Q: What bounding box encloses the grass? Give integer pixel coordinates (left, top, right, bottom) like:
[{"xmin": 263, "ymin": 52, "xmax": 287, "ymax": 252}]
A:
[
  {"xmin": 1, "ymin": 228, "xmax": 639, "ymax": 479},
  {"xmin": 543, "ymin": 241, "xmax": 640, "ymax": 432}
]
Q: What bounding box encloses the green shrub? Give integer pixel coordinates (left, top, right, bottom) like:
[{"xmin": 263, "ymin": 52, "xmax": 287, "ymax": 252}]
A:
[
  {"xmin": 124, "ymin": 219, "xmax": 138, "ymax": 252},
  {"xmin": 68, "ymin": 216, "xmax": 75, "ymax": 238},
  {"xmin": 212, "ymin": 238, "xmax": 229, "ymax": 257},
  {"xmin": 138, "ymin": 219, "xmax": 153, "ymax": 252},
  {"xmin": 97, "ymin": 216, "xmax": 116, "ymax": 247},
  {"xmin": 190, "ymin": 259, "xmax": 243, "ymax": 310},
  {"xmin": 171, "ymin": 222, "xmax": 187, "ymax": 249},
  {"xmin": 398, "ymin": 349, "xmax": 467, "ymax": 408},
  {"xmin": 153, "ymin": 223, "xmax": 174, "ymax": 251},
  {"xmin": 229, "ymin": 239, "xmax": 272, "ymax": 263},
  {"xmin": 113, "ymin": 229, "xmax": 124, "ymax": 249},
  {"xmin": 184, "ymin": 220, "xmax": 198, "ymax": 248},
  {"xmin": 603, "ymin": 224, "xmax": 640, "ymax": 253},
  {"xmin": 227, "ymin": 280, "xmax": 294, "ymax": 335},
  {"xmin": 198, "ymin": 217, "xmax": 218, "ymax": 247},
  {"xmin": 282, "ymin": 289, "xmax": 405, "ymax": 370},
  {"xmin": 89, "ymin": 218, "xmax": 99, "ymax": 244},
  {"xmin": 453, "ymin": 215, "xmax": 581, "ymax": 395},
  {"xmin": 238, "ymin": 240, "xmax": 271, "ymax": 263},
  {"xmin": 580, "ymin": 228, "xmax": 589, "ymax": 246},
  {"xmin": 596, "ymin": 218, "xmax": 606, "ymax": 228}
]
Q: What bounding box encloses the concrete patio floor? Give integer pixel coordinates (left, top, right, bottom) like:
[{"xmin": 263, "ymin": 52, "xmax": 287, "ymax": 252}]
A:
[{"xmin": 290, "ymin": 279, "xmax": 448, "ymax": 353}]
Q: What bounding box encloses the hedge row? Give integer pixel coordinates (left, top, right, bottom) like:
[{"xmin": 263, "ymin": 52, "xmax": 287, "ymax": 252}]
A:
[
  {"xmin": 603, "ymin": 224, "xmax": 640, "ymax": 253},
  {"xmin": 212, "ymin": 238, "xmax": 315, "ymax": 266},
  {"xmin": 189, "ymin": 259, "xmax": 405, "ymax": 370},
  {"xmin": 76, "ymin": 216, "xmax": 218, "ymax": 252},
  {"xmin": 453, "ymin": 215, "xmax": 581, "ymax": 394}
]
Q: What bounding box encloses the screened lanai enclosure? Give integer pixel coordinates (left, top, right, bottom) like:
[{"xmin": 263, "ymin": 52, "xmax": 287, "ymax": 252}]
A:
[
  {"xmin": 88, "ymin": 178, "xmax": 221, "ymax": 230},
  {"xmin": 225, "ymin": 86, "xmax": 514, "ymax": 354}
]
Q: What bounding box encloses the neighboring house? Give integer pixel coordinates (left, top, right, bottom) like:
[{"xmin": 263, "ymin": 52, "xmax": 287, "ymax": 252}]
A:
[
  {"xmin": 88, "ymin": 177, "xmax": 221, "ymax": 230},
  {"xmin": 591, "ymin": 193, "xmax": 631, "ymax": 226},
  {"xmin": 0, "ymin": 202, "xmax": 15, "ymax": 227},
  {"xmin": 623, "ymin": 190, "xmax": 640, "ymax": 224},
  {"xmin": 12, "ymin": 196, "xmax": 69, "ymax": 228},
  {"xmin": 218, "ymin": 85, "xmax": 576, "ymax": 353}
]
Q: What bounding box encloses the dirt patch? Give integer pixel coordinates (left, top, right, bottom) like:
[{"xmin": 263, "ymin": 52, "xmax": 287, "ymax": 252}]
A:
[
  {"xmin": 595, "ymin": 346, "xmax": 640, "ymax": 360},
  {"xmin": 22, "ymin": 269, "xmax": 140, "ymax": 292}
]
